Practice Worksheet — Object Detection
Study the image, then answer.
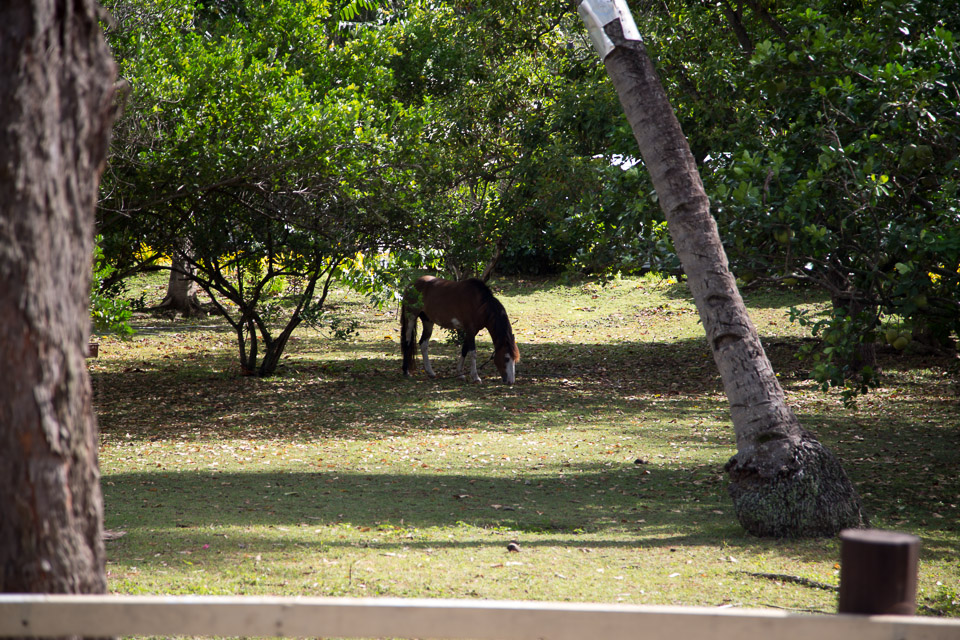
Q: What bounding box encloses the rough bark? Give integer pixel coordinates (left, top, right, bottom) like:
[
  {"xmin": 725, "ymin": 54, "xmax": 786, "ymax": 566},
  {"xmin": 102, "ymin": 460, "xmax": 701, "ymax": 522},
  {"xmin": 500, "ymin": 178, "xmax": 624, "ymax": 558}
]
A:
[
  {"xmin": 158, "ymin": 241, "xmax": 203, "ymax": 316},
  {"xmin": 579, "ymin": 2, "xmax": 865, "ymax": 536},
  {"xmin": 0, "ymin": 0, "xmax": 115, "ymax": 594}
]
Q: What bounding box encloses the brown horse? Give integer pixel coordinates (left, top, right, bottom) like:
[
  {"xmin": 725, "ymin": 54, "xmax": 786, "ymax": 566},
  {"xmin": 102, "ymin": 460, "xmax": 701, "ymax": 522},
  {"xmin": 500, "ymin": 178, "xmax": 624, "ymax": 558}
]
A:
[{"xmin": 401, "ymin": 276, "xmax": 519, "ymax": 384}]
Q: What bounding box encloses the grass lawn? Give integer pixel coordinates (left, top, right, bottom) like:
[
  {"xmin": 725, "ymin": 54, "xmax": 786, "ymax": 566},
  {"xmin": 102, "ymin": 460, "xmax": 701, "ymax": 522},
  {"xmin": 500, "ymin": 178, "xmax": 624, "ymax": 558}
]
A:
[{"xmin": 91, "ymin": 275, "xmax": 960, "ymax": 616}]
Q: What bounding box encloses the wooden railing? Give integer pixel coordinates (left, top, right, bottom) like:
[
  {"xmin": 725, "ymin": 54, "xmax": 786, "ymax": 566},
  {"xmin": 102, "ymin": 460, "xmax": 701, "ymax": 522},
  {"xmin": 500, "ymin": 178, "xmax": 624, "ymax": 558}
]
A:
[{"xmin": 1, "ymin": 595, "xmax": 959, "ymax": 639}]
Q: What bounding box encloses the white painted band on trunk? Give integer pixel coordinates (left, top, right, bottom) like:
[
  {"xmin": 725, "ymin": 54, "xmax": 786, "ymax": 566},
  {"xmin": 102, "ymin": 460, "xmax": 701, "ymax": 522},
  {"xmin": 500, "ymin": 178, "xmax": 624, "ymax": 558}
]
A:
[{"xmin": 578, "ymin": 0, "xmax": 642, "ymax": 60}]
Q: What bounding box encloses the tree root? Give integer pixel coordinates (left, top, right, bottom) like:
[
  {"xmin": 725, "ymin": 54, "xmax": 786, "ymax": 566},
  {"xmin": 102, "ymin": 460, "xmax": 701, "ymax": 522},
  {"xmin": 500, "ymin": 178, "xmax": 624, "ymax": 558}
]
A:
[{"xmin": 726, "ymin": 434, "xmax": 867, "ymax": 537}]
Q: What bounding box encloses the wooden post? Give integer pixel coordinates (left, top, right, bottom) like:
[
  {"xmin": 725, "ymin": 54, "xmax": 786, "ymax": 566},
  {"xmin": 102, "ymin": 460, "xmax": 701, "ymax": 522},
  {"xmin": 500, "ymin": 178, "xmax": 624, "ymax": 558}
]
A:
[{"xmin": 838, "ymin": 528, "xmax": 920, "ymax": 615}]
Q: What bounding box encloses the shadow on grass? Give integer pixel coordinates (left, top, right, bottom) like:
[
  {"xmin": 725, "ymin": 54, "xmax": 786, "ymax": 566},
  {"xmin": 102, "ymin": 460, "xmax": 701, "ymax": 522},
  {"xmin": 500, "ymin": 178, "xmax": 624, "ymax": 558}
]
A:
[
  {"xmin": 95, "ymin": 326, "xmax": 960, "ymax": 567},
  {"xmin": 93, "ymin": 337, "xmax": 736, "ymax": 441},
  {"xmin": 612, "ymin": 277, "xmax": 833, "ymax": 311},
  {"xmin": 102, "ymin": 460, "xmax": 958, "ymax": 580},
  {"xmin": 795, "ymin": 410, "xmax": 960, "ymax": 539},
  {"xmin": 101, "ymin": 465, "xmax": 777, "ymax": 563},
  {"xmin": 94, "ymin": 333, "xmax": 959, "ymax": 500},
  {"xmin": 102, "ymin": 464, "xmax": 958, "ymax": 573}
]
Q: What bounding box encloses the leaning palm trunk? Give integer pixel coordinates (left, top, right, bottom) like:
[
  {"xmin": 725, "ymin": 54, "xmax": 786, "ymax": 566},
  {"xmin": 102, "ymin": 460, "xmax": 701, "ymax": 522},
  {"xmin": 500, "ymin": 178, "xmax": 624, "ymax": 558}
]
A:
[{"xmin": 579, "ymin": 0, "xmax": 865, "ymax": 536}]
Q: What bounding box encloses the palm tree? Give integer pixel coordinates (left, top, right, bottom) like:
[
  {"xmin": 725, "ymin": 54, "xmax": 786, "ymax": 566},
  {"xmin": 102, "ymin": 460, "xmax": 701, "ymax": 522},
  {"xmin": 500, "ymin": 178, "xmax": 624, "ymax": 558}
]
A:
[{"xmin": 579, "ymin": 0, "xmax": 865, "ymax": 536}]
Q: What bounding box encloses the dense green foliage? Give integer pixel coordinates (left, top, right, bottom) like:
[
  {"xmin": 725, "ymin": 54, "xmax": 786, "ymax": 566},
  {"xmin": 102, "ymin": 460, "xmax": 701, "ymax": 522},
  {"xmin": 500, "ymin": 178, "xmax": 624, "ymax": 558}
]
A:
[
  {"xmin": 642, "ymin": 0, "xmax": 960, "ymax": 397},
  {"xmin": 96, "ymin": 0, "xmax": 959, "ymax": 391},
  {"xmin": 384, "ymin": 2, "xmax": 669, "ymax": 277},
  {"xmin": 97, "ymin": 0, "xmax": 651, "ymax": 374},
  {"xmin": 91, "ymin": 236, "xmax": 134, "ymax": 336}
]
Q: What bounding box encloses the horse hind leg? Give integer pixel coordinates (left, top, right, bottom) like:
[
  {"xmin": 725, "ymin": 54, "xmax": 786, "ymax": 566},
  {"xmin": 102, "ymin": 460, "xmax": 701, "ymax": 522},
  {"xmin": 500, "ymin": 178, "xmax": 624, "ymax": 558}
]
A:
[{"xmin": 419, "ymin": 318, "xmax": 437, "ymax": 378}]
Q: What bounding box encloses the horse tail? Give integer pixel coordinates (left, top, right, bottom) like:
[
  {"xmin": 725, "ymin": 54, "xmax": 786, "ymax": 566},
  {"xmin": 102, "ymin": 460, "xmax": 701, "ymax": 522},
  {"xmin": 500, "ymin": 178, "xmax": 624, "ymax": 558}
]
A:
[{"xmin": 401, "ymin": 304, "xmax": 417, "ymax": 376}]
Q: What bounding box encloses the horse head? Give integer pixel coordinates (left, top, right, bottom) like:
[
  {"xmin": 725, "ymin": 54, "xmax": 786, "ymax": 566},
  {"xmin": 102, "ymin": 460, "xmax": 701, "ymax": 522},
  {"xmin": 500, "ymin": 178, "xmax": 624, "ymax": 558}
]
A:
[
  {"xmin": 484, "ymin": 288, "xmax": 519, "ymax": 385},
  {"xmin": 493, "ymin": 334, "xmax": 520, "ymax": 385}
]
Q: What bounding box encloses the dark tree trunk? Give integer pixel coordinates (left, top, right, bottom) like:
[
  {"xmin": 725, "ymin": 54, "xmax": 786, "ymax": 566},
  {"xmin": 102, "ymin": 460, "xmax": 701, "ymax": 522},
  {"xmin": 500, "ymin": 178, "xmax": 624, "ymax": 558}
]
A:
[
  {"xmin": 742, "ymin": 0, "xmax": 790, "ymax": 41},
  {"xmin": 479, "ymin": 242, "xmax": 503, "ymax": 283},
  {"xmin": 830, "ymin": 292, "xmax": 878, "ymax": 374},
  {"xmin": 578, "ymin": 0, "xmax": 865, "ymax": 536},
  {"xmin": 718, "ymin": 0, "xmax": 754, "ymax": 54},
  {"xmin": 0, "ymin": 0, "xmax": 115, "ymax": 595}
]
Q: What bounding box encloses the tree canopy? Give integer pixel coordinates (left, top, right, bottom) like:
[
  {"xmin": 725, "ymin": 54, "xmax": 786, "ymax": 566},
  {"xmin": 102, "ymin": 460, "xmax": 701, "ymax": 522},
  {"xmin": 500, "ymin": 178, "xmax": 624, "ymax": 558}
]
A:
[
  {"xmin": 97, "ymin": 0, "xmax": 959, "ymax": 390},
  {"xmin": 643, "ymin": 0, "xmax": 960, "ymax": 397}
]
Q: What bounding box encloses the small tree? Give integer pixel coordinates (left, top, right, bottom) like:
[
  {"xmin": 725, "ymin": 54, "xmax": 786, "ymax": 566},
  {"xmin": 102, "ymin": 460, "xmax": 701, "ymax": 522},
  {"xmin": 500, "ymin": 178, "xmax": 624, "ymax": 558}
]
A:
[{"xmin": 99, "ymin": 0, "xmax": 428, "ymax": 376}]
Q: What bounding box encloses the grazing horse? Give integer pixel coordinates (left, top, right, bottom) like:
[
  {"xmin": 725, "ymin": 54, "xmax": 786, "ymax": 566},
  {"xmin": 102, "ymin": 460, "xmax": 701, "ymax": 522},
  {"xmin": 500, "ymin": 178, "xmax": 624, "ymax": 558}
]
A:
[{"xmin": 401, "ymin": 276, "xmax": 519, "ymax": 384}]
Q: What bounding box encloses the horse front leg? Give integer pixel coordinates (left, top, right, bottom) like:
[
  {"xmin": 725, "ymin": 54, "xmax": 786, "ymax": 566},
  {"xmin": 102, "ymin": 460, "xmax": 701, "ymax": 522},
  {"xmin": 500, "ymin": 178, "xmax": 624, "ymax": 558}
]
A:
[
  {"xmin": 419, "ymin": 319, "xmax": 437, "ymax": 378},
  {"xmin": 460, "ymin": 333, "xmax": 481, "ymax": 383}
]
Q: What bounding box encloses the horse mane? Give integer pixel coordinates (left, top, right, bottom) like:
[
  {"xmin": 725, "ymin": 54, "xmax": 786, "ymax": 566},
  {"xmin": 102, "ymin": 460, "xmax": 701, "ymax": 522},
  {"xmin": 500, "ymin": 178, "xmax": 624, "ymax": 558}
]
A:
[
  {"xmin": 465, "ymin": 278, "xmax": 500, "ymax": 320},
  {"xmin": 465, "ymin": 277, "xmax": 494, "ymax": 299},
  {"xmin": 467, "ymin": 279, "xmax": 519, "ymax": 361}
]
